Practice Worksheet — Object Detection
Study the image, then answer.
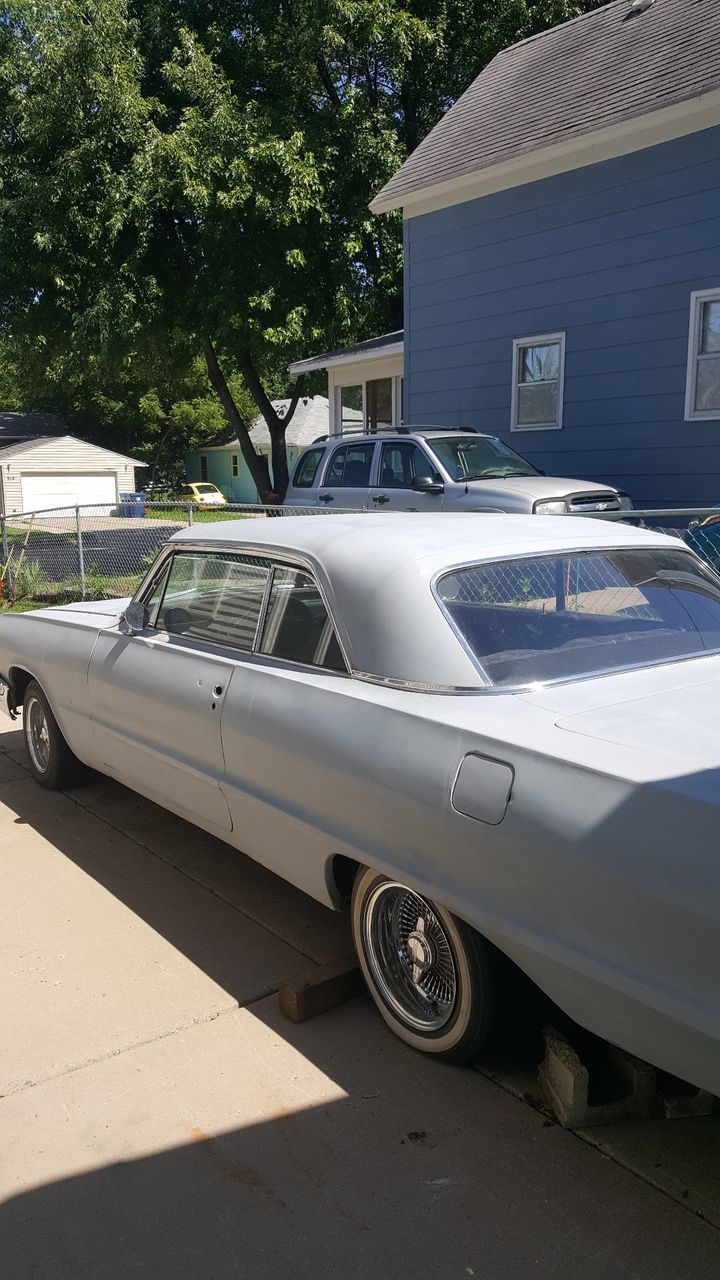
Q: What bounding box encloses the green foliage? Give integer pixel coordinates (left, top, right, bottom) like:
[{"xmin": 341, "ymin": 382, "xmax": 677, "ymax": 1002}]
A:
[
  {"xmin": 84, "ymin": 561, "xmax": 108, "ymax": 600},
  {"xmin": 0, "ymin": 0, "xmax": 598, "ymax": 481},
  {"xmin": 12, "ymin": 559, "xmax": 46, "ymax": 600}
]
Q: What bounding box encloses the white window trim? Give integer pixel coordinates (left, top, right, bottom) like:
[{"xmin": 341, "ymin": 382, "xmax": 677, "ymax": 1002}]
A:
[
  {"xmin": 511, "ymin": 332, "xmax": 565, "ymax": 432},
  {"xmin": 685, "ymin": 287, "xmax": 720, "ymax": 422},
  {"xmin": 334, "ymin": 375, "xmax": 404, "ymax": 434}
]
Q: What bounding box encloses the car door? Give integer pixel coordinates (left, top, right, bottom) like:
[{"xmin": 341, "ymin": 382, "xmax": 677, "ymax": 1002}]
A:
[
  {"xmin": 368, "ymin": 441, "xmax": 445, "ymax": 511},
  {"xmin": 313, "ymin": 440, "xmax": 376, "ymax": 510},
  {"xmin": 218, "ymin": 560, "xmax": 358, "ymax": 895},
  {"xmin": 87, "ymin": 548, "xmax": 271, "ymax": 833}
]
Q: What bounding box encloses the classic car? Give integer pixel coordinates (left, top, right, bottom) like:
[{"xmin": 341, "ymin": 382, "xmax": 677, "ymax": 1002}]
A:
[
  {"xmin": 177, "ymin": 482, "xmax": 227, "ymax": 506},
  {"xmin": 1, "ymin": 513, "xmax": 720, "ymax": 1092}
]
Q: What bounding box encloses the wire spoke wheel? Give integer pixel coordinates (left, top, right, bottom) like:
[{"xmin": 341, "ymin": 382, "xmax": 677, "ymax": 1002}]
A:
[
  {"xmin": 362, "ymin": 881, "xmax": 459, "ymax": 1032},
  {"xmin": 22, "ymin": 680, "xmax": 79, "ymax": 790},
  {"xmin": 25, "ymin": 695, "xmax": 51, "ymax": 774}
]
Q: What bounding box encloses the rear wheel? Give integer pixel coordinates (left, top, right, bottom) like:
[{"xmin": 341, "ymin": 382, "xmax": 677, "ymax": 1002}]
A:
[
  {"xmin": 23, "ymin": 681, "xmax": 79, "ymax": 790},
  {"xmin": 351, "ymin": 867, "xmax": 498, "ymax": 1063}
]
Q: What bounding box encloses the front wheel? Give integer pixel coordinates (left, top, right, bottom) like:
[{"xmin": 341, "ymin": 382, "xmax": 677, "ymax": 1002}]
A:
[
  {"xmin": 351, "ymin": 867, "xmax": 498, "ymax": 1063},
  {"xmin": 23, "ymin": 681, "xmax": 79, "ymax": 790}
]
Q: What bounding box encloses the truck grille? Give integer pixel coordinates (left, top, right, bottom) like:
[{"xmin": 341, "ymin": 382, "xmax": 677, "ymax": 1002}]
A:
[{"xmin": 567, "ymin": 492, "xmax": 622, "ymax": 514}]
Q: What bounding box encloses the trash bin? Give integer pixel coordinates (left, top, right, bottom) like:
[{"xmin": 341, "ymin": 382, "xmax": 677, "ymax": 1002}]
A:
[{"xmin": 119, "ymin": 492, "xmax": 145, "ymax": 518}]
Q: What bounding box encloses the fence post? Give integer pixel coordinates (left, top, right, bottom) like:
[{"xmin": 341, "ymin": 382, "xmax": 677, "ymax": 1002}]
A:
[
  {"xmin": 1, "ymin": 515, "xmax": 7, "ymax": 567},
  {"xmin": 75, "ymin": 506, "xmax": 86, "ymax": 600},
  {"xmin": 188, "ymin": 503, "xmax": 194, "ymax": 527}
]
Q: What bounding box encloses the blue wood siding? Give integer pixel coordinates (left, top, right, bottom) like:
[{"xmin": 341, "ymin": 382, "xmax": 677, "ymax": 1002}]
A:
[{"xmin": 405, "ymin": 126, "xmax": 720, "ymax": 507}]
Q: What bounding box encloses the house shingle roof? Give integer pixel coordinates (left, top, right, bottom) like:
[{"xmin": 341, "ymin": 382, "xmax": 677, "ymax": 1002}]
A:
[
  {"xmin": 0, "ymin": 411, "xmax": 65, "ymax": 441},
  {"xmin": 371, "ymin": 0, "xmax": 720, "ymax": 213},
  {"xmin": 289, "ymin": 331, "xmax": 403, "ymax": 375}
]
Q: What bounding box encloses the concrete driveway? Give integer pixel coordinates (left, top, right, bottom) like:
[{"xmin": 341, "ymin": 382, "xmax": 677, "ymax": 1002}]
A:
[{"xmin": 1, "ymin": 722, "xmax": 720, "ymax": 1279}]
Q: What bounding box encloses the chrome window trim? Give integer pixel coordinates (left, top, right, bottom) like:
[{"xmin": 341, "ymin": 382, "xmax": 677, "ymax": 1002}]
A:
[{"xmin": 136, "ymin": 546, "xmax": 175, "ymax": 609}]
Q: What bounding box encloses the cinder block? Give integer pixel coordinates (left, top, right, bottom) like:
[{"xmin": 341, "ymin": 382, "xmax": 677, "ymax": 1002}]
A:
[
  {"xmin": 279, "ymin": 957, "xmax": 364, "ymax": 1023},
  {"xmin": 538, "ymin": 1026, "xmax": 656, "ymax": 1128},
  {"xmin": 658, "ymin": 1080, "xmax": 715, "ymax": 1119}
]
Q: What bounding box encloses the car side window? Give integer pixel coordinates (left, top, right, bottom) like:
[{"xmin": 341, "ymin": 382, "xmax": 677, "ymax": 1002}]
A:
[
  {"xmin": 144, "ymin": 558, "xmax": 173, "ymax": 626},
  {"xmin": 259, "ymin": 567, "xmax": 347, "ymax": 672},
  {"xmin": 378, "ymin": 442, "xmax": 439, "ymax": 489},
  {"xmin": 323, "ymin": 442, "xmax": 374, "ymax": 488},
  {"xmin": 293, "ymin": 447, "xmax": 324, "ymax": 489},
  {"xmin": 155, "ymin": 552, "xmax": 271, "ymax": 650}
]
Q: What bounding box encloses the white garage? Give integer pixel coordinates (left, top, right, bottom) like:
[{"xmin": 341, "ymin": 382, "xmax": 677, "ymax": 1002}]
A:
[{"xmin": 0, "ymin": 435, "xmax": 145, "ymax": 516}]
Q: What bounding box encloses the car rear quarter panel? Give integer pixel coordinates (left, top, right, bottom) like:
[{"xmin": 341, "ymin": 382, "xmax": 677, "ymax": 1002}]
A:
[{"xmin": 220, "ymin": 662, "xmax": 720, "ymax": 1090}]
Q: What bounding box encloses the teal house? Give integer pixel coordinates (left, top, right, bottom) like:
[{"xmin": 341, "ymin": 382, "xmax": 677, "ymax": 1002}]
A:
[{"xmin": 185, "ymin": 396, "xmax": 331, "ymax": 502}]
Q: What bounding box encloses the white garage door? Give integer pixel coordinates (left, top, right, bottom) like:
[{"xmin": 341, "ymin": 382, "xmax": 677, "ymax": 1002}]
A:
[{"xmin": 20, "ymin": 472, "xmax": 118, "ymax": 513}]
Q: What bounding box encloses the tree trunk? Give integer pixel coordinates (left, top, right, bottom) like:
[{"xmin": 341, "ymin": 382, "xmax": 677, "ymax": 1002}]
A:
[
  {"xmin": 236, "ymin": 348, "xmax": 306, "ymax": 503},
  {"xmin": 205, "ymin": 340, "xmax": 272, "ymax": 500}
]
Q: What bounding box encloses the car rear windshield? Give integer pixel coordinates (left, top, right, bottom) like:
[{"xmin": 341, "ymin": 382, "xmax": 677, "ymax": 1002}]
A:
[
  {"xmin": 194, "ymin": 484, "xmax": 218, "ymax": 493},
  {"xmin": 436, "ymin": 547, "xmax": 720, "ymax": 687},
  {"xmin": 427, "ymin": 436, "xmax": 539, "ymax": 481}
]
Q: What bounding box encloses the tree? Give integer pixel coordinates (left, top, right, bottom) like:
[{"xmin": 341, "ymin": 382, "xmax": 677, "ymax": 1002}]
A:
[{"xmin": 0, "ymin": 0, "xmax": 595, "ymax": 497}]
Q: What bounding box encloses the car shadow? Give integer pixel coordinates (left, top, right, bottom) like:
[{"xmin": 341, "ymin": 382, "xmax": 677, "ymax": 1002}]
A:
[
  {"xmin": 3, "ymin": 732, "xmax": 720, "ymax": 1276},
  {"xmin": 4, "ymin": 1001, "xmax": 720, "ymax": 1280}
]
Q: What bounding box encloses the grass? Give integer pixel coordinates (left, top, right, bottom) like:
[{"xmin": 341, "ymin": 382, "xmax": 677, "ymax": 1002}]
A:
[
  {"xmin": 144, "ymin": 506, "xmax": 253, "ymax": 523},
  {"xmin": 0, "ymin": 570, "xmax": 143, "ymax": 613}
]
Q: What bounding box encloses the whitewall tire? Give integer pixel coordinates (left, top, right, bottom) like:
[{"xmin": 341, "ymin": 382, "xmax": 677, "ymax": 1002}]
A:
[{"xmin": 351, "ymin": 866, "xmax": 498, "ymax": 1063}]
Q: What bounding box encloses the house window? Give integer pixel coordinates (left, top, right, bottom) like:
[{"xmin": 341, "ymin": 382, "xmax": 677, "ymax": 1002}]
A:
[
  {"xmin": 339, "ymin": 385, "xmax": 364, "ymax": 433},
  {"xmin": 366, "ymin": 378, "xmax": 393, "ymax": 433},
  {"xmin": 685, "ymin": 289, "xmax": 720, "ymax": 421},
  {"xmin": 200, "ymin": 455, "xmax": 208, "ymax": 481},
  {"xmin": 511, "ymin": 334, "xmax": 565, "ymax": 431},
  {"xmin": 334, "ymin": 374, "xmax": 403, "ymax": 434},
  {"xmin": 231, "ymin": 454, "xmax": 239, "ymax": 478}
]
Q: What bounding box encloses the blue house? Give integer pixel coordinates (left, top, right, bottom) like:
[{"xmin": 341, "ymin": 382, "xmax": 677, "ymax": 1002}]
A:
[{"xmin": 294, "ymin": 0, "xmax": 720, "ymax": 508}]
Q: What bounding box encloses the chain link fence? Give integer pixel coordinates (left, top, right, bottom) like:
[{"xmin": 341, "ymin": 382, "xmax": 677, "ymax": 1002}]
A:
[
  {"xmin": 1, "ymin": 499, "xmax": 719, "ymax": 610},
  {"xmin": 0, "ymin": 500, "xmax": 358, "ymax": 608}
]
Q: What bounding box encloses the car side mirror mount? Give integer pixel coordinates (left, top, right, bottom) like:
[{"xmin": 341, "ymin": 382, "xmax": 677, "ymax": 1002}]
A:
[
  {"xmin": 411, "ymin": 475, "xmax": 444, "ymax": 495},
  {"xmin": 119, "ymin": 600, "xmax": 149, "ymax": 635}
]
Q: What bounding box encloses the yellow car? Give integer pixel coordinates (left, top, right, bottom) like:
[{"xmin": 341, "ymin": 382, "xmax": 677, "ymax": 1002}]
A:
[{"xmin": 178, "ymin": 482, "xmax": 227, "ymax": 507}]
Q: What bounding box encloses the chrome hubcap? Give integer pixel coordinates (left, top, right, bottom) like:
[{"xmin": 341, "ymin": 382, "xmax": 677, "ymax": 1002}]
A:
[
  {"xmin": 25, "ymin": 696, "xmax": 50, "ymax": 773},
  {"xmin": 362, "ymin": 883, "xmax": 458, "ymax": 1032}
]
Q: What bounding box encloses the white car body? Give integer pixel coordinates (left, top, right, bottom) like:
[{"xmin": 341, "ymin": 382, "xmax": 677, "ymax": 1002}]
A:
[{"xmin": 1, "ymin": 513, "xmax": 718, "ymax": 1091}]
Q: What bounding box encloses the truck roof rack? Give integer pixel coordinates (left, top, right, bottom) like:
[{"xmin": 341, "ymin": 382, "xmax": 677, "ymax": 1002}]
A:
[{"xmin": 312, "ymin": 423, "xmax": 480, "ymax": 443}]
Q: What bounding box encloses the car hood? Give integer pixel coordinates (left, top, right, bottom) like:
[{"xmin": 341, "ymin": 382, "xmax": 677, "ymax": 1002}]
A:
[
  {"xmin": 40, "ymin": 597, "xmax": 131, "ymax": 619},
  {"xmin": 465, "ymin": 476, "xmax": 619, "ymax": 501}
]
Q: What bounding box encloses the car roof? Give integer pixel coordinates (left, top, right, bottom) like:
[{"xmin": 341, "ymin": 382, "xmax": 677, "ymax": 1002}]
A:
[{"xmin": 170, "ymin": 515, "xmax": 680, "ymax": 688}]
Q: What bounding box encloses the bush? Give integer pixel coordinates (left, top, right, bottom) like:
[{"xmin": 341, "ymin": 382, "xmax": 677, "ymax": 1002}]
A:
[{"xmin": 12, "ymin": 559, "xmax": 46, "ymax": 601}]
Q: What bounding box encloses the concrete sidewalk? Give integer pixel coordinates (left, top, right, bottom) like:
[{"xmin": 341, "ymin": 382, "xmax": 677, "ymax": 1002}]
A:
[{"xmin": 1, "ymin": 725, "xmax": 719, "ymax": 1278}]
